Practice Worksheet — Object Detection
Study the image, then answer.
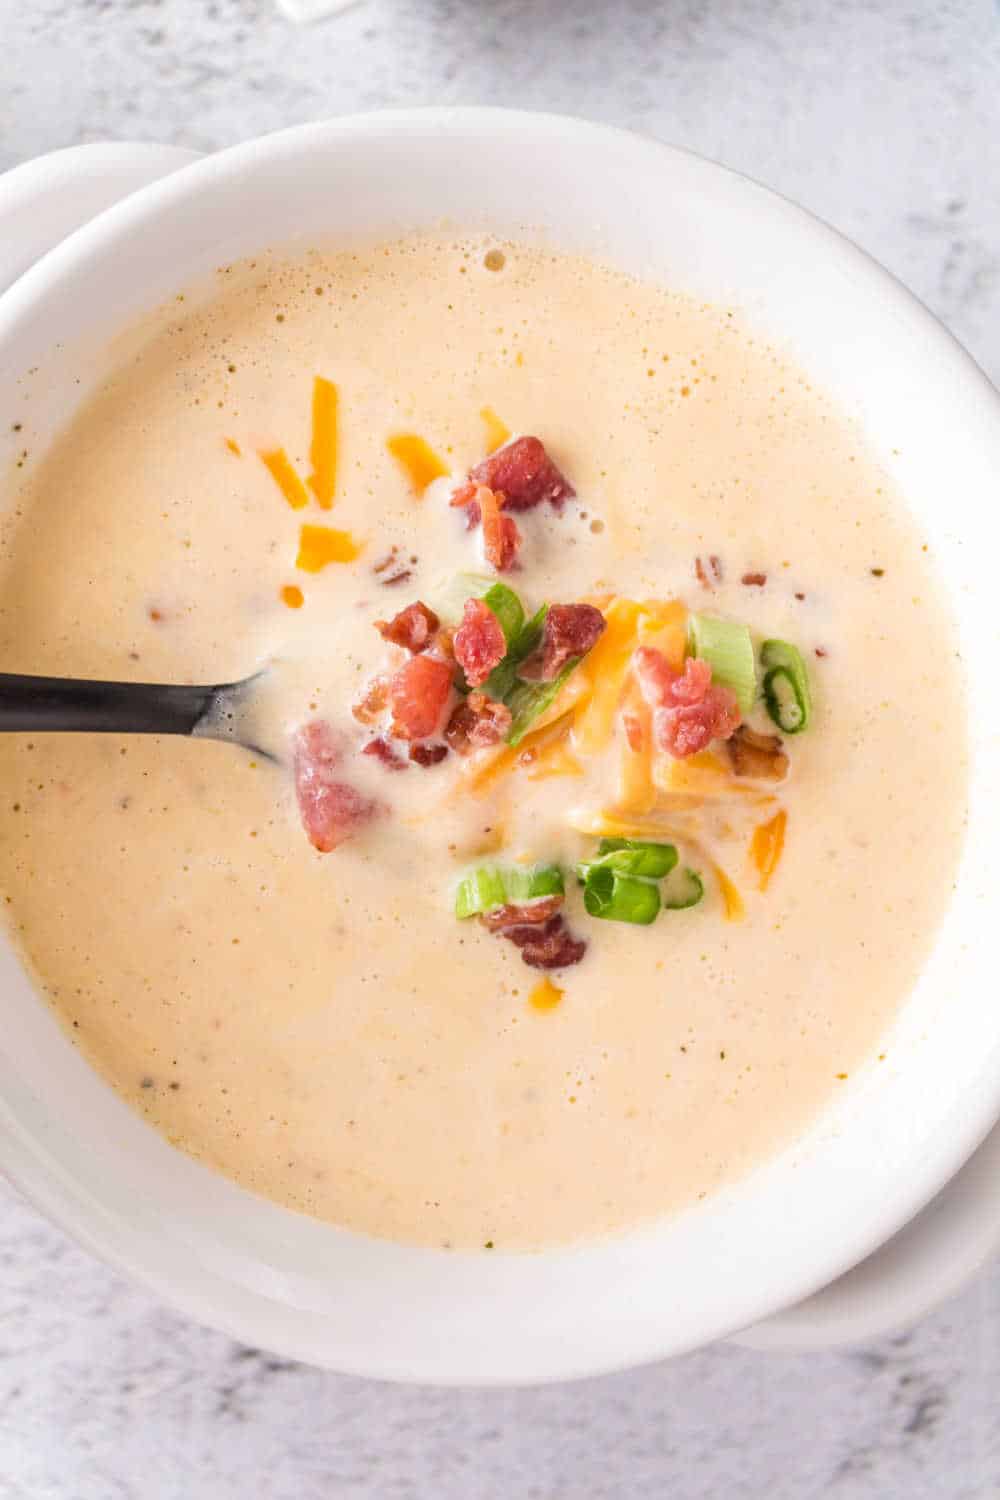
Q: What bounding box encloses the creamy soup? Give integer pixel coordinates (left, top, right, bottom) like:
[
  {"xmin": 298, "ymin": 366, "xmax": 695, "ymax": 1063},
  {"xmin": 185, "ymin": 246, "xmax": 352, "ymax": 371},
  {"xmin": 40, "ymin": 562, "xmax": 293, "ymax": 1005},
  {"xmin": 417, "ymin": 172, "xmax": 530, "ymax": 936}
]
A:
[{"xmin": 0, "ymin": 237, "xmax": 966, "ymax": 1250}]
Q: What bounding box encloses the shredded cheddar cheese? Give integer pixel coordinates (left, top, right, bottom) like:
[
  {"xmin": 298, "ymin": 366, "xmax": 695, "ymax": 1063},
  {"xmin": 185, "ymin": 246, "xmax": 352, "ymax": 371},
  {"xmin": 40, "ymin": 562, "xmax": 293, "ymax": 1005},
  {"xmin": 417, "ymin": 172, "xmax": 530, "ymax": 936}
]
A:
[
  {"xmin": 280, "ymin": 584, "xmax": 304, "ymax": 609},
  {"xmin": 260, "ymin": 447, "xmax": 310, "ymax": 510},
  {"xmin": 712, "ymin": 862, "xmax": 745, "ymax": 922},
  {"xmin": 480, "ymin": 406, "xmax": 511, "ymax": 454},
  {"xmin": 386, "ymin": 434, "xmax": 450, "ymax": 496},
  {"xmin": 295, "ymin": 524, "xmax": 363, "ymax": 573},
  {"xmin": 750, "ymin": 809, "xmax": 787, "ymax": 891},
  {"xmin": 529, "ymin": 978, "xmax": 564, "ymax": 1012},
  {"xmin": 571, "ymin": 598, "xmax": 645, "ymax": 755},
  {"xmin": 224, "ymin": 437, "xmax": 242, "ymax": 457},
  {"xmin": 307, "ymin": 376, "xmax": 338, "ymax": 509},
  {"xmin": 615, "ymin": 696, "xmax": 656, "ymax": 815}
]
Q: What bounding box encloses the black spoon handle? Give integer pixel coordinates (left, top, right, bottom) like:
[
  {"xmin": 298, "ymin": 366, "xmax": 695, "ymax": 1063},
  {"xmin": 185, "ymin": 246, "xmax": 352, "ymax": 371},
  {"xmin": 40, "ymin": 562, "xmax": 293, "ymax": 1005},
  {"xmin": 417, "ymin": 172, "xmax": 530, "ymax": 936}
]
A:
[{"xmin": 0, "ymin": 673, "xmax": 218, "ymax": 737}]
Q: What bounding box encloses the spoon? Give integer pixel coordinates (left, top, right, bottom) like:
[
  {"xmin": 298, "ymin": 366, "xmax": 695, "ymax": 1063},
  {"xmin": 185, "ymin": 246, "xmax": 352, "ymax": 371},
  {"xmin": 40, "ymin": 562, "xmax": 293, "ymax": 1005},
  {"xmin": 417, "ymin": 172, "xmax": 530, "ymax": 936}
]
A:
[{"xmin": 0, "ymin": 670, "xmax": 278, "ymax": 760}]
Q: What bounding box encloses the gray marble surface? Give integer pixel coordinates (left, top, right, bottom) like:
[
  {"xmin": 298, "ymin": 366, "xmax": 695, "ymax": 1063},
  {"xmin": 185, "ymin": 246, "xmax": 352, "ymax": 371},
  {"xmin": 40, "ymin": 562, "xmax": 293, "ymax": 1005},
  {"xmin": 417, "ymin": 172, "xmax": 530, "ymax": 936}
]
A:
[{"xmin": 1, "ymin": 0, "xmax": 999, "ymax": 1494}]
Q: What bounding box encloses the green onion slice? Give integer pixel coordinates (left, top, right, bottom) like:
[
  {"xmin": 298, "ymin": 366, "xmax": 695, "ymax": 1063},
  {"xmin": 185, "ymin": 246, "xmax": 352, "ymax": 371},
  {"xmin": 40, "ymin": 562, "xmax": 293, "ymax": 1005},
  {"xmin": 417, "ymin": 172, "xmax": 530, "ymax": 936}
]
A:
[
  {"xmin": 580, "ymin": 838, "xmax": 679, "ymax": 882},
  {"xmin": 486, "ymin": 603, "xmax": 547, "ymax": 703},
  {"xmin": 661, "ymin": 865, "xmax": 705, "ymax": 910},
  {"xmin": 688, "ymin": 613, "xmax": 757, "ymax": 716},
  {"xmin": 479, "ymin": 582, "xmax": 525, "ymax": 647},
  {"xmin": 454, "ymin": 863, "xmax": 564, "ymax": 919},
  {"xmin": 582, "ymin": 866, "xmax": 661, "ymax": 925},
  {"xmin": 505, "ymin": 654, "xmax": 580, "ymax": 747},
  {"xmin": 760, "ymin": 639, "xmax": 812, "ymax": 734}
]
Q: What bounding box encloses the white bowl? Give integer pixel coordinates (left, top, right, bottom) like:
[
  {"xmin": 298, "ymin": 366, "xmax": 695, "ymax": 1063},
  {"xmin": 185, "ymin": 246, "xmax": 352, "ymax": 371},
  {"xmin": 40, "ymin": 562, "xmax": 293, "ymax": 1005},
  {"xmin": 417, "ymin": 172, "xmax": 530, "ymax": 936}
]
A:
[{"xmin": 1, "ymin": 110, "xmax": 999, "ymax": 1384}]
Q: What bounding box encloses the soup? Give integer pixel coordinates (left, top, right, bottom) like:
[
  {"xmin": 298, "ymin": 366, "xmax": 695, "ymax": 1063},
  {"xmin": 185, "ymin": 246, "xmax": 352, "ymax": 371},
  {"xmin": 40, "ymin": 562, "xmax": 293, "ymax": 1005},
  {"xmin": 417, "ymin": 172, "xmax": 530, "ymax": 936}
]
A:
[{"xmin": 0, "ymin": 236, "xmax": 966, "ymax": 1250}]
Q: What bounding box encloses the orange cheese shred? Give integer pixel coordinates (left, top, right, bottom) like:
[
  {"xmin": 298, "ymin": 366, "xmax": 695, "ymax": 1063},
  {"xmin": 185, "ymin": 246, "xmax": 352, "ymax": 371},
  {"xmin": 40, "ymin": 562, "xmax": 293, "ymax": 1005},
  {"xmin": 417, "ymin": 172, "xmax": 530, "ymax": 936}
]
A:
[
  {"xmin": 260, "ymin": 447, "xmax": 310, "ymax": 510},
  {"xmin": 529, "ymin": 978, "xmax": 564, "ymax": 1012},
  {"xmin": 295, "ymin": 524, "xmax": 363, "ymax": 573},
  {"xmin": 386, "ymin": 434, "xmax": 450, "ymax": 497},
  {"xmin": 280, "ymin": 584, "xmax": 304, "ymax": 609},
  {"xmin": 571, "ymin": 598, "xmax": 645, "ymax": 755},
  {"xmin": 750, "ymin": 808, "xmax": 787, "ymax": 891},
  {"xmin": 712, "ymin": 862, "xmax": 745, "ymax": 922},
  {"xmin": 225, "ymin": 437, "xmax": 242, "ymax": 457},
  {"xmin": 307, "ymin": 375, "xmax": 338, "ymax": 509},
  {"xmin": 480, "ymin": 406, "xmax": 511, "ymax": 454}
]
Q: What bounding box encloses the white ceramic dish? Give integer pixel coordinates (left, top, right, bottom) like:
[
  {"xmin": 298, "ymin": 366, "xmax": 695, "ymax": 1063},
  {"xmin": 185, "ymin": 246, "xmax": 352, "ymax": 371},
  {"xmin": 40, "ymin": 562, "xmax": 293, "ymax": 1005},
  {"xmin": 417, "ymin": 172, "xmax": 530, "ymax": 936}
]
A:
[{"xmin": 1, "ymin": 112, "xmax": 999, "ymax": 1384}]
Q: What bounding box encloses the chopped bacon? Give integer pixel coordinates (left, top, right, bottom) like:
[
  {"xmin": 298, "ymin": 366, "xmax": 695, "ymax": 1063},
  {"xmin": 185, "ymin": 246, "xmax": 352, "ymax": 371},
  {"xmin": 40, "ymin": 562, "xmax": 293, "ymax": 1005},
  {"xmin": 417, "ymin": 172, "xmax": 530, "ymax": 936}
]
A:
[
  {"xmin": 468, "ymin": 436, "xmax": 575, "ymax": 514},
  {"xmin": 409, "ymin": 742, "xmax": 449, "ymax": 767},
  {"xmin": 482, "ymin": 898, "xmax": 587, "ymax": 971},
  {"xmin": 372, "ymin": 546, "xmax": 415, "ymax": 586},
  {"xmin": 518, "ymin": 603, "xmax": 606, "ymax": 683},
  {"xmin": 741, "ymin": 572, "xmax": 767, "ymax": 587},
  {"xmin": 381, "ymin": 569, "xmax": 412, "ymax": 587},
  {"xmin": 694, "ymin": 554, "xmax": 723, "ymax": 589},
  {"xmin": 293, "ymin": 721, "xmax": 377, "ymax": 853},
  {"xmin": 388, "ymin": 654, "xmax": 454, "ymax": 741},
  {"xmin": 453, "ymin": 598, "xmax": 506, "ymax": 688},
  {"xmin": 445, "ymin": 691, "xmax": 512, "ymax": 753},
  {"xmin": 352, "ymin": 675, "xmax": 389, "ymax": 725},
  {"xmin": 476, "ymin": 486, "xmax": 521, "ymax": 572},
  {"xmin": 634, "ymin": 646, "xmax": 741, "ymax": 759},
  {"xmin": 450, "ymin": 480, "xmax": 479, "ymax": 527},
  {"xmin": 480, "ymin": 894, "xmax": 564, "ymax": 932},
  {"xmin": 375, "ymin": 600, "xmax": 440, "ymax": 654},
  {"xmin": 362, "ymin": 736, "xmax": 408, "ymax": 771},
  {"xmin": 725, "ymin": 725, "xmax": 789, "ymax": 781}
]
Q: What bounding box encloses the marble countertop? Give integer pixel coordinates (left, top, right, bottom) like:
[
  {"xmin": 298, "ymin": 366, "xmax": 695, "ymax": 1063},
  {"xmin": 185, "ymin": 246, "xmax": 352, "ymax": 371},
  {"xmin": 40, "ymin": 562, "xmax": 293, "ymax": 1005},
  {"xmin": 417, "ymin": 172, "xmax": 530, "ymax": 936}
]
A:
[{"xmin": 1, "ymin": 1, "xmax": 999, "ymax": 1494}]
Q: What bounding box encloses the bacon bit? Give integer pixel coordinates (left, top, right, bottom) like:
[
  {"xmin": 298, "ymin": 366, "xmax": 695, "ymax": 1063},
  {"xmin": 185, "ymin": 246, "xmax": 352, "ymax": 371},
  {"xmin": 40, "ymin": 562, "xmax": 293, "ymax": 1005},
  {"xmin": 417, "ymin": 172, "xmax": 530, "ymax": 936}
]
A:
[
  {"xmin": 376, "ymin": 600, "xmax": 440, "ymax": 654},
  {"xmin": 725, "ymin": 725, "xmax": 789, "ymax": 782},
  {"xmin": 741, "ymin": 572, "xmax": 767, "ymax": 587},
  {"xmin": 260, "ymin": 447, "xmax": 310, "ymax": 510},
  {"xmin": 794, "ymin": 592, "xmax": 806, "ymax": 601},
  {"xmin": 225, "ymin": 437, "xmax": 242, "ymax": 457},
  {"xmin": 280, "ymin": 584, "xmax": 304, "ymax": 610},
  {"xmin": 634, "ymin": 646, "xmax": 740, "ymax": 758},
  {"xmin": 529, "ymin": 977, "xmax": 564, "ymax": 1011},
  {"xmin": 362, "ymin": 736, "xmax": 408, "ymax": 771},
  {"xmin": 381, "ymin": 569, "xmax": 412, "ymax": 587},
  {"xmin": 293, "ymin": 721, "xmax": 377, "ymax": 853},
  {"xmin": 480, "ymin": 406, "xmax": 512, "ymax": 454},
  {"xmin": 445, "ymin": 691, "xmax": 512, "ymax": 753},
  {"xmin": 409, "ymin": 742, "xmax": 449, "ymax": 767},
  {"xmin": 449, "ymin": 480, "xmax": 480, "ymax": 527},
  {"xmin": 482, "ymin": 899, "xmax": 587, "ymax": 971},
  {"xmin": 389, "ymin": 654, "xmax": 454, "ymax": 741},
  {"xmin": 750, "ymin": 808, "xmax": 787, "ymax": 890},
  {"xmin": 481, "ymin": 894, "xmax": 564, "ymax": 931},
  {"xmin": 518, "ymin": 603, "xmax": 606, "ymax": 683},
  {"xmin": 478, "ymin": 486, "xmax": 522, "ymax": 571},
  {"xmin": 373, "ymin": 548, "xmax": 400, "ymax": 574},
  {"xmin": 296, "ymin": 524, "xmax": 363, "ymax": 572},
  {"xmin": 468, "ymin": 435, "xmax": 575, "ymax": 513},
  {"xmin": 694, "ymin": 554, "xmax": 723, "ymax": 589},
  {"xmin": 387, "ymin": 433, "xmax": 450, "ymax": 497},
  {"xmin": 352, "ymin": 676, "xmax": 389, "ymax": 725},
  {"xmin": 454, "ymin": 597, "xmax": 506, "ymax": 686},
  {"xmin": 815, "ymin": 646, "xmax": 828, "ymax": 658},
  {"xmin": 307, "ymin": 375, "xmax": 338, "ymax": 509},
  {"xmin": 147, "ymin": 606, "xmax": 167, "ymax": 624}
]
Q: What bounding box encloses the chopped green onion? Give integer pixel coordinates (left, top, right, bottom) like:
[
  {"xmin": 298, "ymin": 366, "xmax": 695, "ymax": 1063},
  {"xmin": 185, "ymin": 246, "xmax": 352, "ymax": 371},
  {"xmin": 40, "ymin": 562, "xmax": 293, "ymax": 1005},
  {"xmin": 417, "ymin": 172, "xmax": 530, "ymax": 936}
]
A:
[
  {"xmin": 580, "ymin": 838, "xmax": 679, "ymax": 882},
  {"xmin": 480, "ymin": 582, "xmax": 525, "ymax": 647},
  {"xmin": 582, "ymin": 866, "xmax": 661, "ymax": 925},
  {"xmin": 688, "ymin": 613, "xmax": 757, "ymax": 716},
  {"xmin": 454, "ymin": 863, "xmax": 564, "ymax": 919},
  {"xmin": 485, "ymin": 604, "xmax": 547, "ymax": 701},
  {"xmin": 760, "ymin": 639, "xmax": 812, "ymax": 733},
  {"xmin": 661, "ymin": 865, "xmax": 704, "ymax": 910},
  {"xmin": 505, "ymin": 654, "xmax": 579, "ymax": 747}
]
